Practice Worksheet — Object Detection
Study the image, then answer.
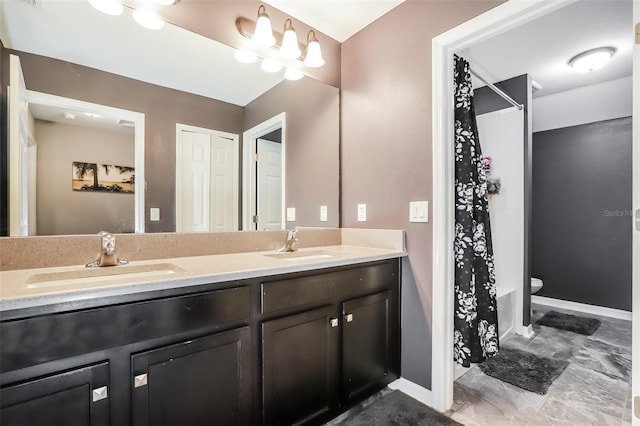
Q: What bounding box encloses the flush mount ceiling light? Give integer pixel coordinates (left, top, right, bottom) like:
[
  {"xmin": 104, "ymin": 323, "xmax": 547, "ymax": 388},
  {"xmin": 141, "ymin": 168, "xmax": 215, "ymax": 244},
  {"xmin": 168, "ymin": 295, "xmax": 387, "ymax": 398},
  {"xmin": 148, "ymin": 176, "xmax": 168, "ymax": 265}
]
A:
[
  {"xmin": 88, "ymin": 0, "xmax": 123, "ymax": 16},
  {"xmin": 569, "ymin": 47, "xmax": 616, "ymax": 72},
  {"xmin": 251, "ymin": 5, "xmax": 276, "ymax": 48}
]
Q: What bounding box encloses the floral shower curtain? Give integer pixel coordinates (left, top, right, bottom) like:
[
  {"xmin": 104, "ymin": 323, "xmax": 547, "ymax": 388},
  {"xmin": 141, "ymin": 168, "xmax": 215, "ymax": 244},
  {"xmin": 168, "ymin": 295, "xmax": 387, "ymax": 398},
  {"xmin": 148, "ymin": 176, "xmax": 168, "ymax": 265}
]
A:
[{"xmin": 453, "ymin": 55, "xmax": 499, "ymax": 367}]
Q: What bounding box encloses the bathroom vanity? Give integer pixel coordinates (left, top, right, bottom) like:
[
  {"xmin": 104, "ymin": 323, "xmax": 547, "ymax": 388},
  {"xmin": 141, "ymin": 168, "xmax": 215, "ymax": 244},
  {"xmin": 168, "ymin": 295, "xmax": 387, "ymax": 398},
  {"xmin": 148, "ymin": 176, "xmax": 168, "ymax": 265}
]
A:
[{"xmin": 0, "ymin": 237, "xmax": 404, "ymax": 426}]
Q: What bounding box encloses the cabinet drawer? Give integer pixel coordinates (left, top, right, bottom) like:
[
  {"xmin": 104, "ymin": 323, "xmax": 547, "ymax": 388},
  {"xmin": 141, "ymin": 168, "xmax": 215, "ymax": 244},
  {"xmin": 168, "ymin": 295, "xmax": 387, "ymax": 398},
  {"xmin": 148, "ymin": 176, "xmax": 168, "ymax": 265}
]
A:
[
  {"xmin": 1, "ymin": 286, "xmax": 251, "ymax": 373},
  {"xmin": 261, "ymin": 261, "xmax": 398, "ymax": 315}
]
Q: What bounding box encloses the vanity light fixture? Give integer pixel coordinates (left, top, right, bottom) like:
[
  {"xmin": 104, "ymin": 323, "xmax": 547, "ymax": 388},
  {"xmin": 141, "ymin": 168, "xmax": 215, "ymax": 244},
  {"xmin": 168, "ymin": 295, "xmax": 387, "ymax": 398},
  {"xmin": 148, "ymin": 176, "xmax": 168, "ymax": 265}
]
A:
[
  {"xmin": 303, "ymin": 30, "xmax": 325, "ymax": 68},
  {"xmin": 88, "ymin": 0, "xmax": 123, "ymax": 16},
  {"xmin": 252, "ymin": 5, "xmax": 276, "ymax": 48},
  {"xmin": 280, "ymin": 19, "xmax": 301, "ymax": 59},
  {"xmin": 569, "ymin": 47, "xmax": 616, "ymax": 72}
]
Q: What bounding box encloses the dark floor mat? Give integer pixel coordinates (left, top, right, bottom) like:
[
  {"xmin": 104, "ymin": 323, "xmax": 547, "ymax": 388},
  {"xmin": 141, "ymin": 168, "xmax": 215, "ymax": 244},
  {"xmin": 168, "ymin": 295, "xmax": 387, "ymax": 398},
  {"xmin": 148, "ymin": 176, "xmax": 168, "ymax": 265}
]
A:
[
  {"xmin": 536, "ymin": 310, "xmax": 601, "ymax": 335},
  {"xmin": 479, "ymin": 347, "xmax": 569, "ymax": 395},
  {"xmin": 333, "ymin": 390, "xmax": 462, "ymax": 426}
]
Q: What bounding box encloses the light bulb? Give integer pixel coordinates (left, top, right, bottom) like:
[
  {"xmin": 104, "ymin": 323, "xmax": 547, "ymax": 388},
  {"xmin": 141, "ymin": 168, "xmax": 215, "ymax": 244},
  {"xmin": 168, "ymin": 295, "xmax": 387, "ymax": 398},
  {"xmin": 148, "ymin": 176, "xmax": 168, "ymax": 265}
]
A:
[
  {"xmin": 133, "ymin": 8, "xmax": 165, "ymax": 30},
  {"xmin": 251, "ymin": 6, "xmax": 275, "ymax": 48},
  {"xmin": 284, "ymin": 68, "xmax": 304, "ymax": 81},
  {"xmin": 280, "ymin": 19, "xmax": 301, "ymax": 59},
  {"xmin": 88, "ymin": 0, "xmax": 123, "ymax": 16},
  {"xmin": 261, "ymin": 58, "xmax": 282, "ymax": 73},
  {"xmin": 304, "ymin": 31, "xmax": 325, "ymax": 68}
]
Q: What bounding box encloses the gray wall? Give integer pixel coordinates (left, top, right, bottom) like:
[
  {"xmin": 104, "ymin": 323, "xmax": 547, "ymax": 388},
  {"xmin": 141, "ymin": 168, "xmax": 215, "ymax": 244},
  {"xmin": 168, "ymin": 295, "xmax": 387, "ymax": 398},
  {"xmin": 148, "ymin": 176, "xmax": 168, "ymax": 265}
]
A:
[
  {"xmin": 244, "ymin": 78, "xmax": 340, "ymax": 228},
  {"xmin": 532, "ymin": 116, "xmax": 632, "ymax": 311},
  {"xmin": 13, "ymin": 50, "xmax": 245, "ymax": 233},
  {"xmin": 340, "ymin": 0, "xmax": 504, "ymax": 390},
  {"xmin": 474, "ymin": 74, "xmax": 533, "ymax": 326}
]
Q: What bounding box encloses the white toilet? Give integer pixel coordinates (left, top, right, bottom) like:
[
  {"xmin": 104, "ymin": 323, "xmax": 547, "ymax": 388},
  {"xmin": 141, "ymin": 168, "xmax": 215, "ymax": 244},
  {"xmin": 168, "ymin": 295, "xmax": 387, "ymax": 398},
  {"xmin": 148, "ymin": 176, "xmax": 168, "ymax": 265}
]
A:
[{"xmin": 531, "ymin": 277, "xmax": 543, "ymax": 294}]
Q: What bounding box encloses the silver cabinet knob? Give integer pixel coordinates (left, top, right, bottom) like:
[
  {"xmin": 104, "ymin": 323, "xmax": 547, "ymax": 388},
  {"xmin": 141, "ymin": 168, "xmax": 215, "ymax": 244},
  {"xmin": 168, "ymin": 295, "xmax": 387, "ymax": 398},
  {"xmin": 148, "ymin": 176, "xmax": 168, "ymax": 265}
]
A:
[
  {"xmin": 330, "ymin": 318, "xmax": 339, "ymax": 328},
  {"xmin": 345, "ymin": 313, "xmax": 353, "ymax": 323},
  {"xmin": 134, "ymin": 373, "xmax": 148, "ymax": 388},
  {"xmin": 92, "ymin": 386, "xmax": 108, "ymax": 402}
]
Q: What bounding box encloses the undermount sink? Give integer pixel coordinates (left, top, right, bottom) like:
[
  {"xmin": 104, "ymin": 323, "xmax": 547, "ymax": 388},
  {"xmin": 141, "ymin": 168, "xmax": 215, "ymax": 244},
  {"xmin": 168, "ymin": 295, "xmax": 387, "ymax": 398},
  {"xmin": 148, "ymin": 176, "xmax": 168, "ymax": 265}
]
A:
[
  {"xmin": 25, "ymin": 263, "xmax": 184, "ymax": 289},
  {"xmin": 264, "ymin": 250, "xmax": 336, "ymax": 261}
]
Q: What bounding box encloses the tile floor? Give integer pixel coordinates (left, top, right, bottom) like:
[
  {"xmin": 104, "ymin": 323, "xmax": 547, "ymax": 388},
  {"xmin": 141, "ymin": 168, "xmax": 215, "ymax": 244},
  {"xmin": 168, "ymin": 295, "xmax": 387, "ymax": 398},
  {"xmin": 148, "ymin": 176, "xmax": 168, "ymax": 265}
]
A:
[{"xmin": 449, "ymin": 304, "xmax": 633, "ymax": 426}]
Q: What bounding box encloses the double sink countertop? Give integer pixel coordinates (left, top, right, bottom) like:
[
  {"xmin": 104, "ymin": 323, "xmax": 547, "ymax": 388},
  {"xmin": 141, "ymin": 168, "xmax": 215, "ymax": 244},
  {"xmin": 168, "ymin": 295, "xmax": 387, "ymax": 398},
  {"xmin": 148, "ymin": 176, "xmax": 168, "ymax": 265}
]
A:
[{"xmin": 0, "ymin": 242, "xmax": 407, "ymax": 313}]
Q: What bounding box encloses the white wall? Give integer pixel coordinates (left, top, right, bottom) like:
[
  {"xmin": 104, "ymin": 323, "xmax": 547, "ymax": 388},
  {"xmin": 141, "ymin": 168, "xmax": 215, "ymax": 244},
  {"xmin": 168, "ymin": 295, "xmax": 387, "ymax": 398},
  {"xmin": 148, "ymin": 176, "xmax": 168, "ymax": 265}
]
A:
[
  {"xmin": 477, "ymin": 106, "xmax": 525, "ymax": 336},
  {"xmin": 533, "ymin": 75, "xmax": 632, "ymax": 132}
]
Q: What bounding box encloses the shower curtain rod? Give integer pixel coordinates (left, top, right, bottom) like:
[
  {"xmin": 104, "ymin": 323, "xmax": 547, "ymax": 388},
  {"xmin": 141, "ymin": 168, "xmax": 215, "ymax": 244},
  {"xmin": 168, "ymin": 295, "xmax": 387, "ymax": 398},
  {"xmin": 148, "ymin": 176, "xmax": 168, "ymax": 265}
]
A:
[{"xmin": 469, "ymin": 68, "xmax": 524, "ymax": 111}]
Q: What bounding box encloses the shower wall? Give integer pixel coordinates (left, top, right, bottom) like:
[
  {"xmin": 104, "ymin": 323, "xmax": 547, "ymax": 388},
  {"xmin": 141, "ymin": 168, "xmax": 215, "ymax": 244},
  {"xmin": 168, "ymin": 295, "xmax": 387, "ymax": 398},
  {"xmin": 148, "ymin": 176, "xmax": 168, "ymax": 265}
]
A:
[
  {"xmin": 476, "ymin": 107, "xmax": 524, "ymax": 337},
  {"xmin": 474, "ymin": 74, "xmax": 532, "ymax": 328}
]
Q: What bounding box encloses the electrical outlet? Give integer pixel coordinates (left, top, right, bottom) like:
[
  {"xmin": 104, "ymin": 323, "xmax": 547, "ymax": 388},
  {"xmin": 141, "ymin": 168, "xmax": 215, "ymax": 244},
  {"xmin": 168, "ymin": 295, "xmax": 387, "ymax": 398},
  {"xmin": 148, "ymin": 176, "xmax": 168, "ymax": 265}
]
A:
[
  {"xmin": 357, "ymin": 204, "xmax": 367, "ymax": 222},
  {"xmin": 286, "ymin": 207, "xmax": 296, "ymax": 221},
  {"xmin": 320, "ymin": 206, "xmax": 328, "ymax": 222},
  {"xmin": 150, "ymin": 208, "xmax": 160, "ymax": 221}
]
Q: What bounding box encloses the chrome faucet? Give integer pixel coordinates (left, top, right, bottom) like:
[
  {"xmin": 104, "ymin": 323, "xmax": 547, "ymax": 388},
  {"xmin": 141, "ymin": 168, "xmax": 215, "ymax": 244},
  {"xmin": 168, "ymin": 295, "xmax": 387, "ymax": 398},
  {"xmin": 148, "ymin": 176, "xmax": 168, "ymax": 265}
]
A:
[
  {"xmin": 277, "ymin": 229, "xmax": 299, "ymax": 252},
  {"xmin": 86, "ymin": 231, "xmax": 128, "ymax": 267}
]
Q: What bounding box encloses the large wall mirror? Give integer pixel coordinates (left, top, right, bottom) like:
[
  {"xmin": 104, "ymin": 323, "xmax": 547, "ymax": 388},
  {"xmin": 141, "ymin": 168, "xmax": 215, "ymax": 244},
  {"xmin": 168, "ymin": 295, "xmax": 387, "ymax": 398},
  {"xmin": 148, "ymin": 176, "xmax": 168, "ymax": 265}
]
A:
[{"xmin": 0, "ymin": 0, "xmax": 339, "ymax": 236}]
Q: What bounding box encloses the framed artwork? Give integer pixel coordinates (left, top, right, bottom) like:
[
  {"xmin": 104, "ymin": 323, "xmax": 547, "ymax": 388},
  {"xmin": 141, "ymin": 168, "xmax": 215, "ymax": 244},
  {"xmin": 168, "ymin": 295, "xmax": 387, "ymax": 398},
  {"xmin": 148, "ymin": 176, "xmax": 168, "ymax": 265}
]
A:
[{"xmin": 72, "ymin": 162, "xmax": 135, "ymax": 193}]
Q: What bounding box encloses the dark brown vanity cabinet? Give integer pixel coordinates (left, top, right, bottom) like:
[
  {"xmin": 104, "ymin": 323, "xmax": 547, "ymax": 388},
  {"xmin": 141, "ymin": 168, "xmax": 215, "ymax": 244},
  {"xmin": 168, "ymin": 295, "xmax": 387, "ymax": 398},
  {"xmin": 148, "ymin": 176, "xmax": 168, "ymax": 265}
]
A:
[
  {"xmin": 0, "ymin": 258, "xmax": 401, "ymax": 426},
  {"xmin": 131, "ymin": 327, "xmax": 251, "ymax": 426},
  {"xmin": 261, "ymin": 260, "xmax": 400, "ymax": 425},
  {"xmin": 0, "ymin": 362, "xmax": 110, "ymax": 426}
]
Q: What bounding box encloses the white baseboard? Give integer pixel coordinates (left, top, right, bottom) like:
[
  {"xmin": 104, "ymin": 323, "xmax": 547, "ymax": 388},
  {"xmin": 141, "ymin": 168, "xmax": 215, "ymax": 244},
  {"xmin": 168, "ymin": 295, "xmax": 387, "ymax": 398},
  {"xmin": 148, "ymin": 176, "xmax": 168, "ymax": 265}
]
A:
[
  {"xmin": 388, "ymin": 378, "xmax": 434, "ymax": 409},
  {"xmin": 532, "ymin": 295, "xmax": 632, "ymax": 321}
]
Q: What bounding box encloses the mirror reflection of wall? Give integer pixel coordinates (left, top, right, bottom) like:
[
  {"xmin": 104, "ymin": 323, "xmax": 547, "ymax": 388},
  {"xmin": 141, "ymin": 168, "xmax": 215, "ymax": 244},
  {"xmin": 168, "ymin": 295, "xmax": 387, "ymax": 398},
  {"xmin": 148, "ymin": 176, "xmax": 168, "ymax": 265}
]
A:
[{"xmin": 1, "ymin": 0, "xmax": 340, "ymax": 236}]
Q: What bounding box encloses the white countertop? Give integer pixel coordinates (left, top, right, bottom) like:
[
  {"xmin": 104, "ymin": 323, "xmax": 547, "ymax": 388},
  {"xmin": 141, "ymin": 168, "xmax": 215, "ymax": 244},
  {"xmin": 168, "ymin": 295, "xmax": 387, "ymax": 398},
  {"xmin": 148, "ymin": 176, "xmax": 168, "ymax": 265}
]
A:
[{"xmin": 0, "ymin": 245, "xmax": 406, "ymax": 313}]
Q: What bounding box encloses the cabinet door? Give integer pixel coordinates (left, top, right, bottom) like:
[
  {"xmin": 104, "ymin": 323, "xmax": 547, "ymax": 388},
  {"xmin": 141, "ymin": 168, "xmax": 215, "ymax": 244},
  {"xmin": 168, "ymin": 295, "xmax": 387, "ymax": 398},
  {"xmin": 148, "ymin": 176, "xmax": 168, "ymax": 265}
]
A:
[
  {"xmin": 262, "ymin": 306, "xmax": 338, "ymax": 425},
  {"xmin": 342, "ymin": 291, "xmax": 394, "ymax": 402},
  {"xmin": 131, "ymin": 327, "xmax": 251, "ymax": 426},
  {"xmin": 0, "ymin": 362, "xmax": 109, "ymax": 426}
]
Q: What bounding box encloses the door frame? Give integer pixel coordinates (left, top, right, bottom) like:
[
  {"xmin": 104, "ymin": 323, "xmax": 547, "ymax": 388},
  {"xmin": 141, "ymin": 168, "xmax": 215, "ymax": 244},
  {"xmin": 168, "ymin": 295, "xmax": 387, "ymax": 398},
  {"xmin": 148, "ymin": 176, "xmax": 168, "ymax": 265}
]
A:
[
  {"xmin": 242, "ymin": 112, "xmax": 286, "ymax": 230},
  {"xmin": 430, "ymin": 0, "xmax": 600, "ymax": 412},
  {"xmin": 11, "ymin": 87, "xmax": 146, "ymax": 234},
  {"xmin": 175, "ymin": 123, "xmax": 239, "ymax": 232}
]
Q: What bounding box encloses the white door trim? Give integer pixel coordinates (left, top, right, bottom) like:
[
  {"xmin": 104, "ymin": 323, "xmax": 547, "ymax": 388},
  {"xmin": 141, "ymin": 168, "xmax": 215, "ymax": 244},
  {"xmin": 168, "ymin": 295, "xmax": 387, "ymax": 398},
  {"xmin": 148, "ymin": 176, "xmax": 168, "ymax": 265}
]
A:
[
  {"xmin": 242, "ymin": 112, "xmax": 286, "ymax": 230},
  {"xmin": 18, "ymin": 89, "xmax": 146, "ymax": 233},
  {"xmin": 631, "ymin": 1, "xmax": 639, "ymax": 423},
  {"xmin": 175, "ymin": 123, "xmax": 239, "ymax": 232},
  {"xmin": 431, "ymin": 0, "xmax": 579, "ymax": 412}
]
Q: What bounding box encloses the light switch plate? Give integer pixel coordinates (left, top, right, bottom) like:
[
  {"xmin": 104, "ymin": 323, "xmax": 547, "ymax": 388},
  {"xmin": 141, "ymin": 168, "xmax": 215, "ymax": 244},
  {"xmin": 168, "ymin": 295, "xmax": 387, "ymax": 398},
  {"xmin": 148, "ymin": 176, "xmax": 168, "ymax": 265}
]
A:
[
  {"xmin": 150, "ymin": 208, "xmax": 160, "ymax": 221},
  {"xmin": 286, "ymin": 207, "xmax": 296, "ymax": 221},
  {"xmin": 357, "ymin": 204, "xmax": 367, "ymax": 222},
  {"xmin": 320, "ymin": 206, "xmax": 328, "ymax": 222},
  {"xmin": 409, "ymin": 201, "xmax": 428, "ymax": 223}
]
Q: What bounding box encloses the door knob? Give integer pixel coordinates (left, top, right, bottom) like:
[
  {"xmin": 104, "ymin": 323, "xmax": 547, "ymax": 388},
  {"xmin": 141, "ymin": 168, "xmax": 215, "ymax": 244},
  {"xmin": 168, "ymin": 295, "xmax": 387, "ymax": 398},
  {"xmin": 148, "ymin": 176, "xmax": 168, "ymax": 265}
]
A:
[
  {"xmin": 330, "ymin": 318, "xmax": 339, "ymax": 328},
  {"xmin": 345, "ymin": 313, "xmax": 353, "ymax": 323},
  {"xmin": 134, "ymin": 373, "xmax": 148, "ymax": 388},
  {"xmin": 92, "ymin": 386, "xmax": 108, "ymax": 402}
]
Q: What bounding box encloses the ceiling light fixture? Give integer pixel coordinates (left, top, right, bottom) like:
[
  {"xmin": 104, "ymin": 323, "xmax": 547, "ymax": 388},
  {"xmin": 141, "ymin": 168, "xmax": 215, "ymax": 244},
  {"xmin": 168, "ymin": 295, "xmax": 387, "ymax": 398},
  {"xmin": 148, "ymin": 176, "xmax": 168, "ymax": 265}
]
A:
[
  {"xmin": 251, "ymin": 5, "xmax": 275, "ymax": 48},
  {"xmin": 569, "ymin": 47, "xmax": 616, "ymax": 72},
  {"xmin": 88, "ymin": 0, "xmax": 123, "ymax": 16}
]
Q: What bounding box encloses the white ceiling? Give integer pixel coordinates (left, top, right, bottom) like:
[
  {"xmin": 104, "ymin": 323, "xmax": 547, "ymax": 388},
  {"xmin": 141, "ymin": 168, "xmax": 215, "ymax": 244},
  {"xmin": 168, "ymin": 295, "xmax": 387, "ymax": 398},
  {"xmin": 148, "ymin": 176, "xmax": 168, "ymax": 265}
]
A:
[
  {"xmin": 263, "ymin": 0, "xmax": 406, "ymax": 43},
  {"xmin": 459, "ymin": 0, "xmax": 633, "ymax": 98}
]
